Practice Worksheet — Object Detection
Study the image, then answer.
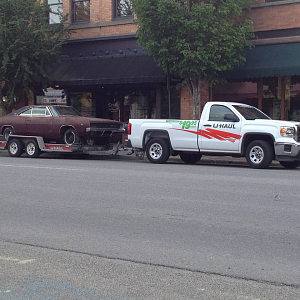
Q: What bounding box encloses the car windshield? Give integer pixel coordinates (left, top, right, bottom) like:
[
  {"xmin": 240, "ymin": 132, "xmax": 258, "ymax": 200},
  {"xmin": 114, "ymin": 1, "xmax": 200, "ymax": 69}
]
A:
[
  {"xmin": 233, "ymin": 105, "xmax": 271, "ymax": 120},
  {"xmin": 51, "ymin": 106, "xmax": 83, "ymax": 117}
]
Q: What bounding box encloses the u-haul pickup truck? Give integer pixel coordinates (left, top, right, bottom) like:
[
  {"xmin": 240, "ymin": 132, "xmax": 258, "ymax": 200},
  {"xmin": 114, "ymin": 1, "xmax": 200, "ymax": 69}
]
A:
[{"xmin": 127, "ymin": 102, "xmax": 300, "ymax": 169}]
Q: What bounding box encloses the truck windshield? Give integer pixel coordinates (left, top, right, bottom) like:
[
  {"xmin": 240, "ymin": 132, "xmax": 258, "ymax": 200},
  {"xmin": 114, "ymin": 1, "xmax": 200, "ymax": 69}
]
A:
[{"xmin": 233, "ymin": 105, "xmax": 271, "ymax": 120}]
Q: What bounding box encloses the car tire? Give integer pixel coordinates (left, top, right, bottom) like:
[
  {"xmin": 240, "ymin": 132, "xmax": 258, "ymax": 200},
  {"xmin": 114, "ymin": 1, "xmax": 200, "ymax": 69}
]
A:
[
  {"xmin": 63, "ymin": 128, "xmax": 80, "ymax": 146},
  {"xmin": 146, "ymin": 138, "xmax": 170, "ymax": 164},
  {"xmin": 279, "ymin": 160, "xmax": 300, "ymax": 169},
  {"xmin": 7, "ymin": 138, "xmax": 24, "ymax": 157},
  {"xmin": 25, "ymin": 140, "xmax": 40, "ymax": 158},
  {"xmin": 180, "ymin": 153, "xmax": 202, "ymax": 164},
  {"xmin": 3, "ymin": 126, "xmax": 15, "ymax": 141},
  {"xmin": 246, "ymin": 140, "xmax": 273, "ymax": 169}
]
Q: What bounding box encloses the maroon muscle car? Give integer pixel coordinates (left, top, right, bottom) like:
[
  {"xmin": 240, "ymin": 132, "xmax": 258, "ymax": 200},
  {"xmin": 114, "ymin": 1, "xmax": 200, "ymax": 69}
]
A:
[{"xmin": 0, "ymin": 105, "xmax": 124, "ymax": 145}]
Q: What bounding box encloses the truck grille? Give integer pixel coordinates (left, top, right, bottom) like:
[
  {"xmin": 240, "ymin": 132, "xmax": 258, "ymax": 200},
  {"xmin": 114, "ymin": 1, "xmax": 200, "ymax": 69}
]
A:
[{"xmin": 296, "ymin": 126, "xmax": 300, "ymax": 142}]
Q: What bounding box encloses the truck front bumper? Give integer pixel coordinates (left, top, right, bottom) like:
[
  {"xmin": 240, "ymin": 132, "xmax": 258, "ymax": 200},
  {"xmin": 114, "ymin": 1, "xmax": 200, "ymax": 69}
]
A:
[{"xmin": 274, "ymin": 142, "xmax": 300, "ymax": 161}]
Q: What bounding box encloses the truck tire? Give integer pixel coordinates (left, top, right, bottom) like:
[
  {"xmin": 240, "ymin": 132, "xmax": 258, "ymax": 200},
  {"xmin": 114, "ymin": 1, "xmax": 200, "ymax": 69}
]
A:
[
  {"xmin": 7, "ymin": 138, "xmax": 24, "ymax": 157},
  {"xmin": 180, "ymin": 153, "xmax": 202, "ymax": 164},
  {"xmin": 279, "ymin": 161, "xmax": 300, "ymax": 169},
  {"xmin": 246, "ymin": 140, "xmax": 273, "ymax": 169},
  {"xmin": 63, "ymin": 128, "xmax": 80, "ymax": 146},
  {"xmin": 146, "ymin": 138, "xmax": 170, "ymax": 164},
  {"xmin": 3, "ymin": 126, "xmax": 15, "ymax": 141},
  {"xmin": 25, "ymin": 140, "xmax": 40, "ymax": 158}
]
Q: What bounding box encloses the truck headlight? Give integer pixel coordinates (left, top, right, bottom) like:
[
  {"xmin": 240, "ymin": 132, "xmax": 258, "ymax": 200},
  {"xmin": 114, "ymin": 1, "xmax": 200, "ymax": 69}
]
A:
[{"xmin": 280, "ymin": 126, "xmax": 295, "ymax": 137}]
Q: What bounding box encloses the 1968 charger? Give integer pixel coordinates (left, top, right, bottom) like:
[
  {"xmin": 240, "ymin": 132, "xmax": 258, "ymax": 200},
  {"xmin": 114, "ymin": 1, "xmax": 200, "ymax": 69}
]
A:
[{"xmin": 0, "ymin": 105, "xmax": 124, "ymax": 145}]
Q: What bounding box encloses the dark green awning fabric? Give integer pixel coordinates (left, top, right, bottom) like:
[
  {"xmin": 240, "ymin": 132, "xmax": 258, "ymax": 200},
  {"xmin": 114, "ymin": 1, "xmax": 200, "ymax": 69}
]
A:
[{"xmin": 223, "ymin": 42, "xmax": 300, "ymax": 80}]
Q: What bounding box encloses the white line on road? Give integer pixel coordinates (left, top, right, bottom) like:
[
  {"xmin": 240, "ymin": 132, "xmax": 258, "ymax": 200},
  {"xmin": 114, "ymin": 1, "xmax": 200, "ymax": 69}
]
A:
[
  {"xmin": 0, "ymin": 256, "xmax": 35, "ymax": 264},
  {"xmin": 0, "ymin": 164, "xmax": 84, "ymax": 171}
]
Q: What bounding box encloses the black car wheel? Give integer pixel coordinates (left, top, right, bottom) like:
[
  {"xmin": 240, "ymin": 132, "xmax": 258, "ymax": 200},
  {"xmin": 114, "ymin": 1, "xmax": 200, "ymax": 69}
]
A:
[
  {"xmin": 63, "ymin": 128, "xmax": 80, "ymax": 146},
  {"xmin": 3, "ymin": 126, "xmax": 15, "ymax": 141}
]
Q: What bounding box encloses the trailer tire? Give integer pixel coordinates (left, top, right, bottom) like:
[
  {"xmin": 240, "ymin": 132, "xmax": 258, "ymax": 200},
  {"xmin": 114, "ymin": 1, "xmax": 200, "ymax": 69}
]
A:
[
  {"xmin": 180, "ymin": 153, "xmax": 202, "ymax": 164},
  {"xmin": 8, "ymin": 138, "xmax": 24, "ymax": 157},
  {"xmin": 25, "ymin": 140, "xmax": 40, "ymax": 158},
  {"xmin": 3, "ymin": 126, "xmax": 15, "ymax": 141},
  {"xmin": 63, "ymin": 128, "xmax": 80, "ymax": 146},
  {"xmin": 279, "ymin": 161, "xmax": 300, "ymax": 169},
  {"xmin": 246, "ymin": 140, "xmax": 273, "ymax": 169},
  {"xmin": 146, "ymin": 138, "xmax": 170, "ymax": 164}
]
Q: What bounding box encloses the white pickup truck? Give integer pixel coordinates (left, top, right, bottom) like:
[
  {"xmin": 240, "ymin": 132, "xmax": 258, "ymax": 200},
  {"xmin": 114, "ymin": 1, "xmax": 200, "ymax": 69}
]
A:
[{"xmin": 127, "ymin": 102, "xmax": 300, "ymax": 169}]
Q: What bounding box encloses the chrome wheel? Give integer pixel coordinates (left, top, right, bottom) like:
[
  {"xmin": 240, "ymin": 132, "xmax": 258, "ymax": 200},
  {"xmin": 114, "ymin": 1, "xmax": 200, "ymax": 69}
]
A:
[
  {"xmin": 149, "ymin": 142, "xmax": 163, "ymax": 160},
  {"xmin": 9, "ymin": 141, "xmax": 19, "ymax": 155},
  {"xmin": 26, "ymin": 142, "xmax": 36, "ymax": 156},
  {"xmin": 249, "ymin": 145, "xmax": 264, "ymax": 164}
]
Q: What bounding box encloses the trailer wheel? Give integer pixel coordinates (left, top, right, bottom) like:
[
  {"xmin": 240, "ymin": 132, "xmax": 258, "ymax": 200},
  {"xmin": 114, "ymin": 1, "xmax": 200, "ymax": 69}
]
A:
[
  {"xmin": 63, "ymin": 128, "xmax": 80, "ymax": 146},
  {"xmin": 246, "ymin": 140, "xmax": 273, "ymax": 169},
  {"xmin": 180, "ymin": 153, "xmax": 202, "ymax": 164},
  {"xmin": 3, "ymin": 126, "xmax": 15, "ymax": 141},
  {"xmin": 8, "ymin": 138, "xmax": 24, "ymax": 157},
  {"xmin": 279, "ymin": 161, "xmax": 300, "ymax": 169},
  {"xmin": 25, "ymin": 140, "xmax": 40, "ymax": 158},
  {"xmin": 146, "ymin": 138, "xmax": 170, "ymax": 164}
]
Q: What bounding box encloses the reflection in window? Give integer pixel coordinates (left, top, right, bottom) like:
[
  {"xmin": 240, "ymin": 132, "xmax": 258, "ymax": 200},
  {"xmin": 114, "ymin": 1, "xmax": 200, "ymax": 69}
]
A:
[
  {"xmin": 73, "ymin": 0, "xmax": 90, "ymax": 22},
  {"xmin": 115, "ymin": 0, "xmax": 133, "ymax": 18},
  {"xmin": 48, "ymin": 0, "xmax": 63, "ymax": 24},
  {"xmin": 209, "ymin": 105, "xmax": 235, "ymax": 121}
]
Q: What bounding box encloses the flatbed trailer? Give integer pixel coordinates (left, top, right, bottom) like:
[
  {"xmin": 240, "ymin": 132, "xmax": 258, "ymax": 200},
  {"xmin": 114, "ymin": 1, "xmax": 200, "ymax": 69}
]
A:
[{"xmin": 0, "ymin": 135, "xmax": 124, "ymax": 158}]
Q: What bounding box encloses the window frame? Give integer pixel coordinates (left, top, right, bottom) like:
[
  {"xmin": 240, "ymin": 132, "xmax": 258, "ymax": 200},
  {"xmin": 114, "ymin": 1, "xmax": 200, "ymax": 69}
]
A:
[
  {"xmin": 71, "ymin": 0, "xmax": 90, "ymax": 24},
  {"xmin": 47, "ymin": 0, "xmax": 63, "ymax": 24},
  {"xmin": 113, "ymin": 0, "xmax": 133, "ymax": 20}
]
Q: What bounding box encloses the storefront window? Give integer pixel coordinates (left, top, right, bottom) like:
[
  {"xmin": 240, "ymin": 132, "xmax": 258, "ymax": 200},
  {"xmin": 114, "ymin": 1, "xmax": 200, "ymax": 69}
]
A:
[{"xmin": 71, "ymin": 92, "xmax": 95, "ymax": 117}]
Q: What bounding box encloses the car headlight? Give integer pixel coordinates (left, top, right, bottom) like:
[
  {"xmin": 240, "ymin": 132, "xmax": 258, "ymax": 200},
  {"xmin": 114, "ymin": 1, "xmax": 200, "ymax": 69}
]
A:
[{"xmin": 280, "ymin": 126, "xmax": 295, "ymax": 137}]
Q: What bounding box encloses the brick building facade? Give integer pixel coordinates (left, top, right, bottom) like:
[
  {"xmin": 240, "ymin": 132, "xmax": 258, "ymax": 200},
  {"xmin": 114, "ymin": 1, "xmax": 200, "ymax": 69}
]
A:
[{"xmin": 41, "ymin": 0, "xmax": 300, "ymax": 121}]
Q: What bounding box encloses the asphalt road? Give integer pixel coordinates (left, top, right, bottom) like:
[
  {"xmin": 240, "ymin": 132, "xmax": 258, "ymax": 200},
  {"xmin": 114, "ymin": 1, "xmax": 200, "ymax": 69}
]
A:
[{"xmin": 0, "ymin": 151, "xmax": 299, "ymax": 299}]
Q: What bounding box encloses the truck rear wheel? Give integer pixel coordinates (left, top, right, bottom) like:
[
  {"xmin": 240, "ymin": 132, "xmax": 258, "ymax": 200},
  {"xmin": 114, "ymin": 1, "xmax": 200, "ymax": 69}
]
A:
[
  {"xmin": 25, "ymin": 140, "xmax": 40, "ymax": 158},
  {"xmin": 180, "ymin": 153, "xmax": 202, "ymax": 164},
  {"xmin": 246, "ymin": 140, "xmax": 273, "ymax": 169},
  {"xmin": 146, "ymin": 138, "xmax": 170, "ymax": 164},
  {"xmin": 8, "ymin": 138, "xmax": 24, "ymax": 157},
  {"xmin": 279, "ymin": 161, "xmax": 300, "ymax": 169}
]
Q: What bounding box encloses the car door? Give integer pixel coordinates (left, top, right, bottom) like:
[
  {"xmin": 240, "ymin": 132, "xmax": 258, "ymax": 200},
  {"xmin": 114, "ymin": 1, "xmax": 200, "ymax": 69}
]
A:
[
  {"xmin": 25, "ymin": 107, "xmax": 53, "ymax": 137},
  {"xmin": 199, "ymin": 104, "xmax": 242, "ymax": 152}
]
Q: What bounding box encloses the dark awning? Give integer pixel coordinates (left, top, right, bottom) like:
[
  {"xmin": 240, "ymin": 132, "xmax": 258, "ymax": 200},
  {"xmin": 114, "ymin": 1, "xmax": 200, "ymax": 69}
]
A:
[
  {"xmin": 222, "ymin": 42, "xmax": 300, "ymax": 80},
  {"xmin": 49, "ymin": 54, "xmax": 167, "ymax": 86}
]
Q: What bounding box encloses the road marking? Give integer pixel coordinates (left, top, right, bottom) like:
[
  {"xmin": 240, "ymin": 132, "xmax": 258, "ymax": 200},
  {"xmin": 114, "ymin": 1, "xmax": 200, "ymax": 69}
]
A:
[
  {"xmin": 0, "ymin": 256, "xmax": 35, "ymax": 264},
  {"xmin": 0, "ymin": 164, "xmax": 83, "ymax": 171}
]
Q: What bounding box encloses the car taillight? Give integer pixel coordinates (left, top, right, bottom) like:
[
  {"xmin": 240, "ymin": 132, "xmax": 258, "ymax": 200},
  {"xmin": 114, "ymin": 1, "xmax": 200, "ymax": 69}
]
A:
[{"xmin": 127, "ymin": 123, "xmax": 132, "ymax": 135}]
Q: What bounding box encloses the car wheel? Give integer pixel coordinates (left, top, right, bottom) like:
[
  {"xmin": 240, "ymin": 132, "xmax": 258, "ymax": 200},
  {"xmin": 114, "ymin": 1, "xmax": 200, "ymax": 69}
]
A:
[
  {"xmin": 7, "ymin": 138, "xmax": 24, "ymax": 157},
  {"xmin": 3, "ymin": 126, "xmax": 15, "ymax": 141},
  {"xmin": 146, "ymin": 138, "xmax": 170, "ymax": 164},
  {"xmin": 25, "ymin": 140, "xmax": 40, "ymax": 158},
  {"xmin": 279, "ymin": 161, "xmax": 300, "ymax": 169},
  {"xmin": 246, "ymin": 140, "xmax": 273, "ymax": 169},
  {"xmin": 63, "ymin": 128, "xmax": 80, "ymax": 146},
  {"xmin": 180, "ymin": 153, "xmax": 202, "ymax": 164}
]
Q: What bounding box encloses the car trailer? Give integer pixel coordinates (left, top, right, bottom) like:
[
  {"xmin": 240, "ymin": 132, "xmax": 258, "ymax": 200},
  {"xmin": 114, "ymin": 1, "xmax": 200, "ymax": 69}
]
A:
[{"xmin": 0, "ymin": 135, "xmax": 125, "ymax": 158}]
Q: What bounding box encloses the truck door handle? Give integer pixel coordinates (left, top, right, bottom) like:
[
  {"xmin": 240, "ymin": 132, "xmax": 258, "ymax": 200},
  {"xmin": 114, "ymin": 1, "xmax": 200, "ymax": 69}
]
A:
[{"xmin": 203, "ymin": 124, "xmax": 211, "ymax": 127}]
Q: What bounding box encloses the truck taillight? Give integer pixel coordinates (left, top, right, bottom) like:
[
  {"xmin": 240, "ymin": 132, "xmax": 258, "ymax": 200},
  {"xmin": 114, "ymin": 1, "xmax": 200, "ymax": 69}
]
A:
[{"xmin": 127, "ymin": 123, "xmax": 132, "ymax": 135}]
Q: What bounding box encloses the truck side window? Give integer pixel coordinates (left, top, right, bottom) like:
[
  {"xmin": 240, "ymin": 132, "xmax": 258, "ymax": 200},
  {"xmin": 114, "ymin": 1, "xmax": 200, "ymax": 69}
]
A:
[{"xmin": 209, "ymin": 105, "xmax": 237, "ymax": 121}]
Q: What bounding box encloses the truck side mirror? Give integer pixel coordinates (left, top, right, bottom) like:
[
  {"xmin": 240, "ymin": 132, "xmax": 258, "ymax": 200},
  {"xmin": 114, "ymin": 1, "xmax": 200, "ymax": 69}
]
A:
[{"xmin": 224, "ymin": 114, "xmax": 239, "ymax": 122}]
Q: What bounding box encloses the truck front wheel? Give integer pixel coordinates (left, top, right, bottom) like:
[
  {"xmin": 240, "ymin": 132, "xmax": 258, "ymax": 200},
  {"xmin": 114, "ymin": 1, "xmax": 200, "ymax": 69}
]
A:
[
  {"xmin": 180, "ymin": 153, "xmax": 202, "ymax": 164},
  {"xmin": 146, "ymin": 138, "xmax": 170, "ymax": 164},
  {"xmin": 279, "ymin": 161, "xmax": 300, "ymax": 169},
  {"xmin": 246, "ymin": 140, "xmax": 273, "ymax": 169}
]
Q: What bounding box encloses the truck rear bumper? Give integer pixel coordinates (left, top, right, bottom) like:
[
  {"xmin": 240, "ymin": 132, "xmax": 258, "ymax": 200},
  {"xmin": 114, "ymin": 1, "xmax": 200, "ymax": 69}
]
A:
[{"xmin": 274, "ymin": 142, "xmax": 300, "ymax": 161}]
